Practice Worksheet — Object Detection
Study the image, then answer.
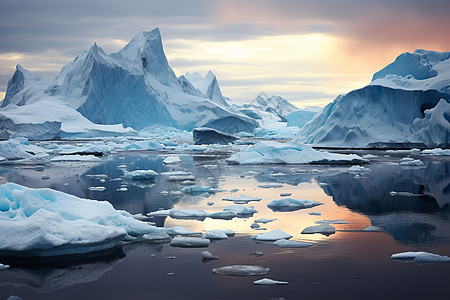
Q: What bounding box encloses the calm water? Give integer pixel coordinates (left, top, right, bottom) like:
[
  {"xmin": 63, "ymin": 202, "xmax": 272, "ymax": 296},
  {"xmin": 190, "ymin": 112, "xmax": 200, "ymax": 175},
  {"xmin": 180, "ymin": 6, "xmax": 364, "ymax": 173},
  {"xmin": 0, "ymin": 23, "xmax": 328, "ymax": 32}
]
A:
[{"xmin": 0, "ymin": 149, "xmax": 449, "ymax": 299}]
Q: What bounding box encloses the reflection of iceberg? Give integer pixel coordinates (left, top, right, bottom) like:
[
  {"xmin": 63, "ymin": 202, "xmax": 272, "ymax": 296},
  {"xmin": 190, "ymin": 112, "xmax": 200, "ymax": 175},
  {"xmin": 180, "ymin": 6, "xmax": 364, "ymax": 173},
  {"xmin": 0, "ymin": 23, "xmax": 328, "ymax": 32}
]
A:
[
  {"xmin": 319, "ymin": 161, "xmax": 450, "ymax": 245},
  {"xmin": 0, "ymin": 248, "xmax": 125, "ymax": 293}
]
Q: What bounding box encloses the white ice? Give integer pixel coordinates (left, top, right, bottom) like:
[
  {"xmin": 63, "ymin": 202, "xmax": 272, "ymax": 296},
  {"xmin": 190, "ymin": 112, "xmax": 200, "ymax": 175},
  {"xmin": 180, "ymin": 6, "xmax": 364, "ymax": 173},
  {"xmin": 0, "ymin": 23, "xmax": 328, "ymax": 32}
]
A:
[
  {"xmin": 202, "ymin": 251, "xmax": 219, "ymax": 259},
  {"xmin": 391, "ymin": 251, "xmax": 450, "ymax": 263},
  {"xmin": 252, "ymin": 229, "xmax": 292, "ymax": 241},
  {"xmin": 170, "ymin": 237, "xmax": 210, "ymax": 248},
  {"xmin": 253, "ymin": 278, "xmax": 289, "ymax": 285},
  {"xmin": 273, "ymin": 239, "xmax": 313, "ymax": 248},
  {"xmin": 203, "ymin": 230, "xmax": 229, "ymax": 239},
  {"xmin": 222, "ymin": 194, "xmax": 261, "ymax": 203},
  {"xmin": 267, "ymin": 198, "xmax": 323, "ymax": 212},
  {"xmin": 212, "ymin": 265, "xmax": 269, "ymax": 276},
  {"xmin": 123, "ymin": 169, "xmax": 158, "ymax": 180},
  {"xmin": 301, "ymin": 223, "xmax": 336, "ymax": 235}
]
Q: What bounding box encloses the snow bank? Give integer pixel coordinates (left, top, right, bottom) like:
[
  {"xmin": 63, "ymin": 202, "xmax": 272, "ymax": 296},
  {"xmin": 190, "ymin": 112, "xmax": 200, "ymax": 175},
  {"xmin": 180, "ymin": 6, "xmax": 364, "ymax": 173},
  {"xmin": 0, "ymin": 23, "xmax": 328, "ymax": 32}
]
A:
[
  {"xmin": 267, "ymin": 198, "xmax": 323, "ymax": 212},
  {"xmin": 212, "ymin": 265, "xmax": 269, "ymax": 276},
  {"xmin": 227, "ymin": 140, "xmax": 365, "ymax": 164},
  {"xmin": 0, "ymin": 183, "xmax": 168, "ymax": 256}
]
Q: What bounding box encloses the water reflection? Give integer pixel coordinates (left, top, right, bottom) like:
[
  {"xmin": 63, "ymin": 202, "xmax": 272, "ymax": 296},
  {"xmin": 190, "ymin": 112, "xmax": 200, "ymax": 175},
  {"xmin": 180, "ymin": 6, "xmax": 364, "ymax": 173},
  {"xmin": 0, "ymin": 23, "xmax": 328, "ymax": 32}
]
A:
[{"xmin": 318, "ymin": 161, "xmax": 450, "ymax": 245}]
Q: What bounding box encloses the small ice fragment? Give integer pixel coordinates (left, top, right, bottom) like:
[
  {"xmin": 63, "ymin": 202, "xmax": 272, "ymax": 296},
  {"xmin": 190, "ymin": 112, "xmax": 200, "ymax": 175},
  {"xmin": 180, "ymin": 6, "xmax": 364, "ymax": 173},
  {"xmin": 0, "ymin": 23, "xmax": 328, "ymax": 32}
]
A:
[
  {"xmin": 223, "ymin": 205, "xmax": 257, "ymax": 216},
  {"xmin": 309, "ymin": 212, "xmax": 321, "ymax": 216},
  {"xmin": 250, "ymin": 223, "xmax": 260, "ymax": 229},
  {"xmin": 212, "ymin": 265, "xmax": 269, "ymax": 276},
  {"xmin": 132, "ymin": 213, "xmax": 149, "ymax": 221},
  {"xmin": 169, "ymin": 209, "xmax": 208, "ymax": 220},
  {"xmin": 207, "ymin": 201, "xmax": 214, "ymax": 206},
  {"xmin": 258, "ymin": 184, "xmax": 283, "ymax": 188},
  {"xmin": 222, "ymin": 194, "xmax": 261, "ymax": 203},
  {"xmin": 391, "ymin": 251, "xmax": 450, "ymax": 263},
  {"xmin": 315, "ymin": 220, "xmax": 349, "ymax": 225},
  {"xmin": 253, "ymin": 278, "xmax": 288, "ymax": 285},
  {"xmin": 362, "ymin": 225, "xmax": 381, "ymax": 231},
  {"xmin": 302, "ymin": 223, "xmax": 335, "ymax": 235},
  {"xmin": 223, "ymin": 230, "xmax": 235, "ymax": 237},
  {"xmin": 124, "ymin": 169, "xmax": 158, "ymax": 180},
  {"xmin": 166, "ymin": 226, "xmax": 201, "ymax": 236},
  {"xmin": 150, "ymin": 254, "xmax": 156, "ymax": 258},
  {"xmin": 208, "ymin": 211, "xmax": 237, "ymax": 220},
  {"xmin": 348, "ymin": 165, "xmax": 371, "ymax": 173},
  {"xmin": 117, "ymin": 187, "xmax": 128, "ymax": 192},
  {"xmin": 274, "ymin": 239, "xmax": 313, "ymax": 248},
  {"xmin": 254, "ymin": 218, "xmax": 277, "ymax": 224},
  {"xmin": 100, "ymin": 179, "xmax": 106, "ymax": 183},
  {"xmin": 180, "ymin": 180, "xmax": 194, "ymax": 185},
  {"xmin": 164, "ymin": 256, "xmax": 176, "ymax": 259},
  {"xmin": 202, "ymin": 251, "xmax": 219, "ymax": 259},
  {"xmin": 163, "ymin": 156, "xmax": 181, "ymax": 164},
  {"xmin": 399, "ymin": 158, "xmax": 424, "ymax": 166},
  {"xmin": 159, "ymin": 191, "xmax": 169, "ymax": 195},
  {"xmin": 117, "ymin": 164, "xmax": 127, "ymax": 168},
  {"xmin": 280, "ymin": 193, "xmax": 292, "ymax": 197},
  {"xmin": 170, "ymin": 237, "xmax": 210, "ymax": 248},
  {"xmin": 389, "ymin": 191, "xmax": 398, "ymax": 196},
  {"xmin": 168, "ymin": 191, "xmax": 183, "ymax": 197},
  {"xmin": 35, "ymin": 166, "xmax": 45, "ymax": 172},
  {"xmin": 165, "ymin": 272, "xmax": 174, "ymax": 276},
  {"xmin": 250, "ymin": 251, "xmax": 264, "ymax": 256},
  {"xmin": 41, "ymin": 175, "xmax": 50, "ymax": 180},
  {"xmin": 203, "ymin": 230, "xmax": 229, "ymax": 239},
  {"xmin": 362, "ymin": 154, "xmax": 377, "ymax": 159},
  {"xmin": 181, "ymin": 186, "xmax": 212, "ymax": 194},
  {"xmin": 0, "ymin": 263, "xmax": 10, "ymax": 270},
  {"xmin": 267, "ymin": 198, "xmax": 323, "ymax": 212},
  {"xmin": 147, "ymin": 209, "xmax": 171, "ymax": 217},
  {"xmin": 230, "ymin": 188, "xmax": 240, "ymax": 193},
  {"xmin": 89, "ymin": 186, "xmax": 106, "ymax": 192},
  {"xmin": 252, "ymin": 229, "xmax": 292, "ymax": 241}
]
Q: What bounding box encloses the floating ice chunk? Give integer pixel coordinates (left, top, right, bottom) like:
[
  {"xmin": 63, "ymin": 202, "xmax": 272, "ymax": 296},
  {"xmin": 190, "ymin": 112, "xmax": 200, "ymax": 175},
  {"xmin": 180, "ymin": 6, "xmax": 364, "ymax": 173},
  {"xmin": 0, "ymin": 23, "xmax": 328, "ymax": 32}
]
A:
[
  {"xmin": 207, "ymin": 201, "xmax": 214, "ymax": 206},
  {"xmin": 280, "ymin": 193, "xmax": 292, "ymax": 197},
  {"xmin": 117, "ymin": 164, "xmax": 127, "ymax": 168},
  {"xmin": 132, "ymin": 213, "xmax": 149, "ymax": 221},
  {"xmin": 362, "ymin": 154, "xmax": 378, "ymax": 159},
  {"xmin": 254, "ymin": 218, "xmax": 277, "ymax": 224},
  {"xmin": 181, "ymin": 186, "xmax": 212, "ymax": 194},
  {"xmin": 222, "ymin": 194, "xmax": 261, "ymax": 204},
  {"xmin": 316, "ymin": 220, "xmax": 349, "ymax": 224},
  {"xmin": 223, "ymin": 205, "xmax": 257, "ymax": 216},
  {"xmin": 123, "ymin": 169, "xmax": 158, "ymax": 180},
  {"xmin": 389, "ymin": 191, "xmax": 397, "ymax": 196},
  {"xmin": 274, "ymin": 239, "xmax": 313, "ymax": 248},
  {"xmin": 147, "ymin": 209, "xmax": 171, "ymax": 217},
  {"xmin": 258, "ymin": 184, "xmax": 283, "ymax": 189},
  {"xmin": 309, "ymin": 212, "xmax": 322, "ymax": 216},
  {"xmin": 348, "ymin": 165, "xmax": 371, "ymax": 173},
  {"xmin": 422, "ymin": 148, "xmax": 450, "ymax": 155},
  {"xmin": 166, "ymin": 226, "xmax": 201, "ymax": 236},
  {"xmin": 362, "ymin": 225, "xmax": 381, "ymax": 231},
  {"xmin": 223, "ymin": 230, "xmax": 235, "ymax": 237},
  {"xmin": 202, "ymin": 251, "xmax": 218, "ymax": 259},
  {"xmin": 399, "ymin": 158, "xmax": 424, "ymax": 166},
  {"xmin": 391, "ymin": 252, "xmax": 450, "ymax": 263},
  {"xmin": 250, "ymin": 223, "xmax": 260, "ymax": 229},
  {"xmin": 212, "ymin": 265, "xmax": 269, "ymax": 276},
  {"xmin": 169, "ymin": 209, "xmax": 208, "ymax": 220},
  {"xmin": 230, "ymin": 188, "xmax": 240, "ymax": 193},
  {"xmin": 169, "ymin": 191, "xmax": 183, "ymax": 197},
  {"xmin": 252, "ymin": 229, "xmax": 292, "ymax": 241},
  {"xmin": 250, "ymin": 251, "xmax": 264, "ymax": 256},
  {"xmin": 302, "ymin": 223, "xmax": 335, "ymax": 235},
  {"xmin": 163, "ymin": 156, "xmax": 181, "ymax": 164},
  {"xmin": 88, "ymin": 186, "xmax": 106, "ymax": 192},
  {"xmin": 267, "ymin": 198, "xmax": 323, "ymax": 212},
  {"xmin": 203, "ymin": 230, "xmax": 229, "ymax": 239},
  {"xmin": 0, "ymin": 263, "xmax": 9, "ymax": 270},
  {"xmin": 117, "ymin": 187, "xmax": 128, "ymax": 192},
  {"xmin": 170, "ymin": 237, "xmax": 210, "ymax": 248},
  {"xmin": 50, "ymin": 155, "xmax": 101, "ymax": 162},
  {"xmin": 208, "ymin": 211, "xmax": 237, "ymax": 220},
  {"xmin": 253, "ymin": 278, "xmax": 288, "ymax": 285},
  {"xmin": 0, "ymin": 183, "xmax": 169, "ymax": 256}
]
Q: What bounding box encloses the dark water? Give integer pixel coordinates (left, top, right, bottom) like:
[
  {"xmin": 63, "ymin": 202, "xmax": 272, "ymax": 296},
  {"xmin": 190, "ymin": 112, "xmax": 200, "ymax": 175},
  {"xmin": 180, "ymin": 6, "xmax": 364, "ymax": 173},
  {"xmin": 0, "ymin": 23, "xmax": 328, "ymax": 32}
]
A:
[{"xmin": 0, "ymin": 150, "xmax": 449, "ymax": 299}]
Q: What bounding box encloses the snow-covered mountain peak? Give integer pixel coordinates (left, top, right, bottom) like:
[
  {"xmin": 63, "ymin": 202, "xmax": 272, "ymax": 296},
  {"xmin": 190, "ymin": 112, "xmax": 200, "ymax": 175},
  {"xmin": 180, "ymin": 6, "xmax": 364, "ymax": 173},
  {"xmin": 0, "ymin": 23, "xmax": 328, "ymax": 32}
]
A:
[{"xmin": 183, "ymin": 70, "xmax": 229, "ymax": 106}]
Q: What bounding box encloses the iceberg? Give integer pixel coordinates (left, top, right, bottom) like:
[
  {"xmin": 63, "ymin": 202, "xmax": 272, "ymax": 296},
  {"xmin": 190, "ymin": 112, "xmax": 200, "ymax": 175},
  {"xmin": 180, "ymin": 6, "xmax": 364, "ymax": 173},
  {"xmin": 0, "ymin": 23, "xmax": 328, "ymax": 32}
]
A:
[
  {"xmin": 222, "ymin": 194, "xmax": 261, "ymax": 204},
  {"xmin": 202, "ymin": 251, "xmax": 219, "ymax": 260},
  {"xmin": 267, "ymin": 198, "xmax": 323, "ymax": 212},
  {"xmin": 227, "ymin": 140, "xmax": 365, "ymax": 165},
  {"xmin": 348, "ymin": 165, "xmax": 371, "ymax": 173},
  {"xmin": 0, "ymin": 183, "xmax": 169, "ymax": 257},
  {"xmin": 253, "ymin": 278, "xmax": 289, "ymax": 285},
  {"xmin": 166, "ymin": 226, "xmax": 201, "ymax": 236},
  {"xmin": 203, "ymin": 230, "xmax": 229, "ymax": 240},
  {"xmin": 296, "ymin": 50, "xmax": 450, "ymax": 148},
  {"xmin": 193, "ymin": 127, "xmax": 238, "ymax": 145},
  {"xmin": 169, "ymin": 237, "xmax": 210, "ymax": 248},
  {"xmin": 207, "ymin": 210, "xmax": 237, "ymax": 220},
  {"xmin": 399, "ymin": 158, "xmax": 424, "ymax": 166},
  {"xmin": 252, "ymin": 229, "xmax": 292, "ymax": 241},
  {"xmin": 0, "ymin": 263, "xmax": 9, "ymax": 270},
  {"xmin": 223, "ymin": 205, "xmax": 257, "ymax": 216},
  {"xmin": 163, "ymin": 156, "xmax": 181, "ymax": 164},
  {"xmin": 169, "ymin": 209, "xmax": 208, "ymax": 220},
  {"xmin": 212, "ymin": 265, "xmax": 269, "ymax": 276}
]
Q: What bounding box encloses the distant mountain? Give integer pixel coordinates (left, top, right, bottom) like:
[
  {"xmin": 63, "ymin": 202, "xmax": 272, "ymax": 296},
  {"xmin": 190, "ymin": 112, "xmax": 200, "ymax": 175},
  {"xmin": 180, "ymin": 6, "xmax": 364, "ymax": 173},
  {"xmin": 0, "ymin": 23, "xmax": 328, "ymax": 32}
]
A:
[
  {"xmin": 0, "ymin": 28, "xmax": 258, "ymax": 139},
  {"xmin": 296, "ymin": 50, "xmax": 450, "ymax": 148}
]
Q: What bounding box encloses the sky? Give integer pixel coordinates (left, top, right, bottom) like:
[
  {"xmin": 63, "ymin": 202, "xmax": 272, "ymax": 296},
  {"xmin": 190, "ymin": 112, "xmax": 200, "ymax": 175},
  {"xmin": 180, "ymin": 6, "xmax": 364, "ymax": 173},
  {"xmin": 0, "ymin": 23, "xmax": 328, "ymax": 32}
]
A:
[{"xmin": 1, "ymin": 0, "xmax": 449, "ymax": 108}]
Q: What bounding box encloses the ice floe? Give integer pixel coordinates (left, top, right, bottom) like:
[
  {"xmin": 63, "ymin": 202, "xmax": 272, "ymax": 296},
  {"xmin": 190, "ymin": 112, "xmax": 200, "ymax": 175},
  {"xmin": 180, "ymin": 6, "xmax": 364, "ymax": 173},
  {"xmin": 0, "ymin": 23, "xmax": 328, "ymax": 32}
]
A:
[
  {"xmin": 202, "ymin": 251, "xmax": 219, "ymax": 259},
  {"xmin": 391, "ymin": 252, "xmax": 450, "ymax": 263},
  {"xmin": 252, "ymin": 229, "xmax": 292, "ymax": 241},
  {"xmin": 166, "ymin": 226, "xmax": 201, "ymax": 236},
  {"xmin": 257, "ymin": 184, "xmax": 283, "ymax": 188},
  {"xmin": 253, "ymin": 278, "xmax": 289, "ymax": 285},
  {"xmin": 212, "ymin": 265, "xmax": 269, "ymax": 276},
  {"xmin": 163, "ymin": 156, "xmax": 181, "ymax": 164},
  {"xmin": 227, "ymin": 140, "xmax": 365, "ymax": 164},
  {"xmin": 0, "ymin": 183, "xmax": 169, "ymax": 256},
  {"xmin": 222, "ymin": 194, "xmax": 261, "ymax": 204},
  {"xmin": 223, "ymin": 205, "xmax": 257, "ymax": 216},
  {"xmin": 123, "ymin": 169, "xmax": 158, "ymax": 180},
  {"xmin": 273, "ymin": 239, "xmax": 313, "ymax": 248},
  {"xmin": 169, "ymin": 209, "xmax": 208, "ymax": 220},
  {"xmin": 88, "ymin": 186, "xmax": 106, "ymax": 192},
  {"xmin": 203, "ymin": 230, "xmax": 229, "ymax": 239},
  {"xmin": 267, "ymin": 198, "xmax": 323, "ymax": 212},
  {"xmin": 254, "ymin": 218, "xmax": 277, "ymax": 224},
  {"xmin": 399, "ymin": 158, "xmax": 424, "ymax": 166},
  {"xmin": 50, "ymin": 155, "xmax": 101, "ymax": 162},
  {"xmin": 301, "ymin": 223, "xmax": 336, "ymax": 235},
  {"xmin": 348, "ymin": 165, "xmax": 371, "ymax": 173},
  {"xmin": 208, "ymin": 211, "xmax": 237, "ymax": 220},
  {"xmin": 170, "ymin": 237, "xmax": 210, "ymax": 248},
  {"xmin": 0, "ymin": 263, "xmax": 9, "ymax": 270}
]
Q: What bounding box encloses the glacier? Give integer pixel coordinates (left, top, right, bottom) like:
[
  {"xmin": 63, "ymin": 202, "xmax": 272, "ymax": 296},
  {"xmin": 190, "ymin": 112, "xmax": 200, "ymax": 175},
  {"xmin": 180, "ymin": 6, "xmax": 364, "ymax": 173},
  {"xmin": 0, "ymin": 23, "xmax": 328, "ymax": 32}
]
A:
[
  {"xmin": 296, "ymin": 50, "xmax": 450, "ymax": 148},
  {"xmin": 0, "ymin": 28, "xmax": 258, "ymax": 139}
]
